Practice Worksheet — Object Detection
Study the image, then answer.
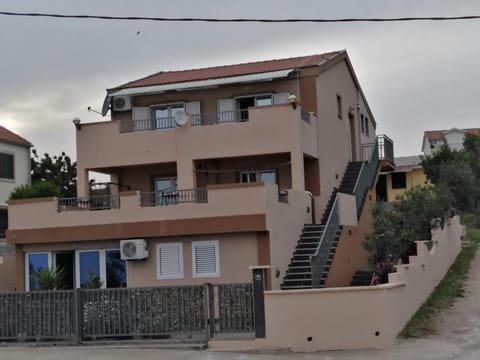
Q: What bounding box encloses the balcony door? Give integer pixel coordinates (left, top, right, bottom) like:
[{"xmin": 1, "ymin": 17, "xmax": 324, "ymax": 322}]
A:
[
  {"xmin": 155, "ymin": 177, "xmax": 178, "ymax": 205},
  {"xmin": 154, "ymin": 104, "xmax": 184, "ymax": 129}
]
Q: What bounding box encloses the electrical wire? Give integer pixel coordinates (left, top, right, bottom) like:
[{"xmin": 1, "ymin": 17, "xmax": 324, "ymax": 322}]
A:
[{"xmin": 1, "ymin": 11, "xmax": 480, "ymax": 23}]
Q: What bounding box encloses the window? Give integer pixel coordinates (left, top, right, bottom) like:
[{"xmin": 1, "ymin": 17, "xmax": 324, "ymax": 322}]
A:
[
  {"xmin": 361, "ymin": 114, "xmax": 365, "ymax": 133},
  {"xmin": 0, "ymin": 153, "xmax": 14, "ymax": 179},
  {"xmin": 153, "ymin": 103, "xmax": 184, "ymax": 129},
  {"xmin": 157, "ymin": 242, "xmax": 184, "ymax": 279},
  {"xmin": 240, "ymin": 170, "xmax": 277, "ymax": 184},
  {"xmin": 365, "ymin": 117, "xmax": 370, "ymax": 136},
  {"xmin": 192, "ymin": 240, "xmax": 220, "ymax": 278},
  {"xmin": 105, "ymin": 250, "xmax": 127, "ymax": 288},
  {"xmin": 25, "ymin": 252, "xmax": 52, "ymax": 291},
  {"xmin": 75, "ymin": 249, "xmax": 126, "ymax": 288},
  {"xmin": 391, "ymin": 172, "xmax": 407, "ymax": 189},
  {"xmin": 255, "ymin": 96, "xmax": 273, "ymax": 107},
  {"xmin": 337, "ymin": 94, "xmax": 343, "ymax": 119}
]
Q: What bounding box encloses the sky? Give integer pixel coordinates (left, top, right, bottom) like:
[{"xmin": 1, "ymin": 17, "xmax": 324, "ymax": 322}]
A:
[{"xmin": 1, "ymin": 0, "xmax": 480, "ymax": 159}]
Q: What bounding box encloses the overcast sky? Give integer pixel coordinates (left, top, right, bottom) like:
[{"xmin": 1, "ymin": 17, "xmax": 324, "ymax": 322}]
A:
[{"xmin": 1, "ymin": 0, "xmax": 480, "ymax": 159}]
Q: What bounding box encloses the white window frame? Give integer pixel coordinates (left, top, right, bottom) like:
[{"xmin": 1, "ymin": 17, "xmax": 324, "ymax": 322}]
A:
[
  {"xmin": 75, "ymin": 248, "xmax": 127, "ymax": 289},
  {"xmin": 240, "ymin": 169, "xmax": 277, "ymax": 184},
  {"xmin": 75, "ymin": 250, "xmax": 106, "ymax": 289},
  {"xmin": 156, "ymin": 242, "xmax": 184, "ymax": 280},
  {"xmin": 25, "ymin": 252, "xmax": 52, "ymax": 292},
  {"xmin": 192, "ymin": 240, "xmax": 220, "ymax": 278}
]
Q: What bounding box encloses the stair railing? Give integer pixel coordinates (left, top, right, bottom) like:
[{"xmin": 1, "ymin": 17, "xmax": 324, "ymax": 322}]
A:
[
  {"xmin": 353, "ymin": 138, "xmax": 380, "ymax": 214},
  {"xmin": 310, "ymin": 137, "xmax": 381, "ymax": 288},
  {"xmin": 311, "ymin": 194, "xmax": 340, "ymax": 288}
]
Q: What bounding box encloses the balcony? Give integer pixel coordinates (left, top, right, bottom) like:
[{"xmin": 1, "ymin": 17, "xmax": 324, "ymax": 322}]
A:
[
  {"xmin": 7, "ymin": 183, "xmax": 312, "ymax": 243},
  {"xmin": 77, "ymin": 104, "xmax": 318, "ymax": 172}
]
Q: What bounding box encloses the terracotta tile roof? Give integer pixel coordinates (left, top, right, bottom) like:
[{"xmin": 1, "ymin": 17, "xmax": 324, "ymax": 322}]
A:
[
  {"xmin": 424, "ymin": 128, "xmax": 480, "ymax": 141},
  {"xmin": 424, "ymin": 130, "xmax": 444, "ymax": 141},
  {"xmin": 0, "ymin": 125, "xmax": 31, "ymax": 147},
  {"xmin": 113, "ymin": 51, "xmax": 344, "ymax": 90}
]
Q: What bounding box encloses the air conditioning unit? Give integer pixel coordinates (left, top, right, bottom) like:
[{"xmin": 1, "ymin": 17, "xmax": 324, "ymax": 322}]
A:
[
  {"xmin": 120, "ymin": 239, "xmax": 149, "ymax": 260},
  {"xmin": 112, "ymin": 96, "xmax": 132, "ymax": 111}
]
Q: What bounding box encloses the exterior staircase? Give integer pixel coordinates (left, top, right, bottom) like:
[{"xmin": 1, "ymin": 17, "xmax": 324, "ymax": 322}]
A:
[
  {"xmin": 350, "ymin": 269, "xmax": 374, "ymax": 286},
  {"xmin": 281, "ymin": 161, "xmax": 364, "ymax": 290}
]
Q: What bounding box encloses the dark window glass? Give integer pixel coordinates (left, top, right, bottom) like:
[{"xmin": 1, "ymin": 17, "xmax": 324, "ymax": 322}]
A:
[
  {"xmin": 391, "ymin": 172, "xmax": 407, "ymax": 189},
  {"xmin": 106, "ymin": 250, "xmax": 126, "ymax": 288},
  {"xmin": 0, "ymin": 153, "xmax": 13, "ymax": 179}
]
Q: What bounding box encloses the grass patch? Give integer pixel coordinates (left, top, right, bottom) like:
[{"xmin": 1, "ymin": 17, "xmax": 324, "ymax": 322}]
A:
[{"xmin": 399, "ymin": 213, "xmax": 480, "ymax": 338}]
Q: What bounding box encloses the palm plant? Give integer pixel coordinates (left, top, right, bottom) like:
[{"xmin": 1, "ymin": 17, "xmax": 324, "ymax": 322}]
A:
[{"xmin": 36, "ymin": 266, "xmax": 66, "ymax": 290}]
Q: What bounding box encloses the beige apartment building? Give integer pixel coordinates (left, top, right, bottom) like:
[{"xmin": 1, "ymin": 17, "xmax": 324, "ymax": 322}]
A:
[{"xmin": 7, "ymin": 50, "xmax": 393, "ymax": 292}]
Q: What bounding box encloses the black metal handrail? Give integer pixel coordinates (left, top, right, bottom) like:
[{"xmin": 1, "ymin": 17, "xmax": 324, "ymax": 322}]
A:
[
  {"xmin": 140, "ymin": 188, "xmax": 208, "ymax": 207},
  {"xmin": 310, "ymin": 136, "xmax": 383, "ymax": 287}
]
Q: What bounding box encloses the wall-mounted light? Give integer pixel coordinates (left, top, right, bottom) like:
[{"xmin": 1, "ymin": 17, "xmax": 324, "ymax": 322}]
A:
[
  {"xmin": 288, "ymin": 94, "xmax": 298, "ymax": 109},
  {"xmin": 73, "ymin": 117, "xmax": 81, "ymax": 130}
]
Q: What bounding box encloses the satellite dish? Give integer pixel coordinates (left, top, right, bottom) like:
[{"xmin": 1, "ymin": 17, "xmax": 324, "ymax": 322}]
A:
[
  {"xmin": 174, "ymin": 110, "xmax": 187, "ymax": 127},
  {"xmin": 122, "ymin": 241, "xmax": 137, "ymax": 258}
]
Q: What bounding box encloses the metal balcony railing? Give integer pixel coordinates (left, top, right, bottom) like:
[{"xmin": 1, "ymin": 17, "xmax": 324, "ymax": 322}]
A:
[
  {"xmin": 377, "ymin": 134, "xmax": 394, "ymax": 164},
  {"xmin": 361, "ymin": 134, "xmax": 394, "ymax": 164},
  {"xmin": 58, "ymin": 195, "xmax": 120, "ymax": 212},
  {"xmin": 119, "ymin": 110, "xmax": 250, "ymax": 133},
  {"xmin": 140, "ymin": 188, "xmax": 208, "ymax": 207}
]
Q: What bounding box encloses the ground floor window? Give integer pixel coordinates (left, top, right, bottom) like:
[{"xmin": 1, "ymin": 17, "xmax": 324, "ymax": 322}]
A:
[
  {"xmin": 157, "ymin": 242, "xmax": 184, "ymax": 279},
  {"xmin": 25, "ymin": 249, "xmax": 126, "ymax": 291},
  {"xmin": 76, "ymin": 249, "xmax": 126, "ymax": 288},
  {"xmin": 192, "ymin": 240, "xmax": 220, "ymax": 278},
  {"xmin": 25, "ymin": 252, "xmax": 52, "ymax": 291},
  {"xmin": 391, "ymin": 172, "xmax": 407, "ymax": 189}
]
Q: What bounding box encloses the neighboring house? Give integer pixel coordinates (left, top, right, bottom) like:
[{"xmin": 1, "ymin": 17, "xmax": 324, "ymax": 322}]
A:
[
  {"xmin": 0, "ymin": 125, "xmax": 31, "ymax": 292},
  {"xmin": 7, "ymin": 50, "xmax": 394, "ymax": 292},
  {"xmin": 376, "ymin": 155, "xmax": 428, "ymax": 202},
  {"xmin": 421, "ymin": 127, "xmax": 480, "ymax": 155}
]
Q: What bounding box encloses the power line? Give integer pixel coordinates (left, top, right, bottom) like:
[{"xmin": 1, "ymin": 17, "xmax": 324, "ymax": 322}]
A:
[{"xmin": 1, "ymin": 11, "xmax": 480, "ymax": 23}]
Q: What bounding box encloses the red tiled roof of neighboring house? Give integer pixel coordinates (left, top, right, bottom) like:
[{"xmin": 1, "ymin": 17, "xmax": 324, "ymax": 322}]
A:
[
  {"xmin": 0, "ymin": 125, "xmax": 31, "ymax": 147},
  {"xmin": 425, "ymin": 128, "xmax": 480, "ymax": 141},
  {"xmin": 113, "ymin": 51, "xmax": 344, "ymax": 90}
]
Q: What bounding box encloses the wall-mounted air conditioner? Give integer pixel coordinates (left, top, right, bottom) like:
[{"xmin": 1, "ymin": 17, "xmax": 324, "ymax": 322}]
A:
[
  {"xmin": 120, "ymin": 239, "xmax": 149, "ymax": 260},
  {"xmin": 112, "ymin": 96, "xmax": 132, "ymax": 111}
]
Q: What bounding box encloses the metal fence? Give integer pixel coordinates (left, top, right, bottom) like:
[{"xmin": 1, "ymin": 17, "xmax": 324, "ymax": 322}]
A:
[
  {"xmin": 58, "ymin": 195, "xmax": 120, "ymax": 212},
  {"xmin": 140, "ymin": 188, "xmax": 208, "ymax": 207},
  {"xmin": 0, "ymin": 283, "xmax": 254, "ymax": 343}
]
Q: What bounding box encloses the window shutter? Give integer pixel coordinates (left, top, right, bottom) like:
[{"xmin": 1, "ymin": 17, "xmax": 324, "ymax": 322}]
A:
[
  {"xmin": 273, "ymin": 92, "xmax": 289, "ymax": 104},
  {"xmin": 185, "ymin": 101, "xmax": 201, "ymax": 126},
  {"xmin": 193, "ymin": 241, "xmax": 219, "ymax": 277},
  {"xmin": 157, "ymin": 243, "xmax": 183, "ymax": 279},
  {"xmin": 217, "ymin": 99, "xmax": 235, "ymax": 123}
]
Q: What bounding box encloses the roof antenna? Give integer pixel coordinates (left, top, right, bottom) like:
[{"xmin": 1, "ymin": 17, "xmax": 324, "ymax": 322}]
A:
[{"xmin": 87, "ymin": 106, "xmax": 102, "ymax": 115}]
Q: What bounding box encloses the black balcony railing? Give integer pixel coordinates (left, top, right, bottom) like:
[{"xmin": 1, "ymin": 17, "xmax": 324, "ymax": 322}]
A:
[
  {"xmin": 362, "ymin": 134, "xmax": 394, "ymax": 164},
  {"xmin": 58, "ymin": 195, "xmax": 119, "ymax": 212},
  {"xmin": 140, "ymin": 188, "xmax": 208, "ymax": 207}
]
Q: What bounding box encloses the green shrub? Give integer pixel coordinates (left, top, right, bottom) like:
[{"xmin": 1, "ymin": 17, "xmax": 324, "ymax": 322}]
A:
[{"xmin": 9, "ymin": 181, "xmax": 61, "ymax": 200}]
